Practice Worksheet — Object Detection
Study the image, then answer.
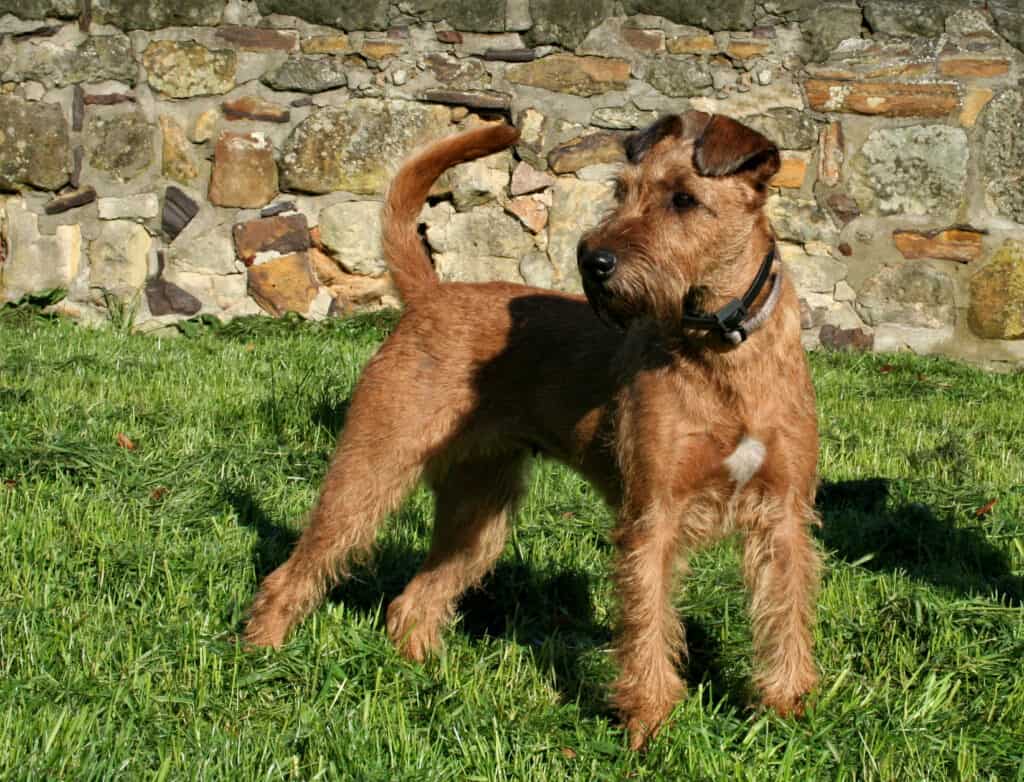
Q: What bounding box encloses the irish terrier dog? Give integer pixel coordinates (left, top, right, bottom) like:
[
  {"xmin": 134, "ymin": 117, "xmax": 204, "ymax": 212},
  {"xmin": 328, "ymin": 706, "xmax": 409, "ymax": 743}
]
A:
[{"xmin": 244, "ymin": 111, "xmax": 821, "ymax": 748}]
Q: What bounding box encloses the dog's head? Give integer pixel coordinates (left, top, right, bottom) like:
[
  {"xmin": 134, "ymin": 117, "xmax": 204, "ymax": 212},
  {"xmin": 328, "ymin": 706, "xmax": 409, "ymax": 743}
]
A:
[{"xmin": 577, "ymin": 111, "xmax": 779, "ymax": 329}]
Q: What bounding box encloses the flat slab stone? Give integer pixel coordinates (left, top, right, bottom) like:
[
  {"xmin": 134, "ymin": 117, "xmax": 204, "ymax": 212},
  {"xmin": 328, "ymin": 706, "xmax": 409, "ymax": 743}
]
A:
[
  {"xmin": 0, "ymin": 96, "xmax": 70, "ymax": 191},
  {"xmin": 280, "ymin": 101, "xmax": 451, "ymax": 195}
]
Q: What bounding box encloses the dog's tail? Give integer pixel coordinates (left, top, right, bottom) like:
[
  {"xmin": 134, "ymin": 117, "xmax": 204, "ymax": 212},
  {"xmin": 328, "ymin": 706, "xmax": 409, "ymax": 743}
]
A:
[{"xmin": 382, "ymin": 122, "xmax": 520, "ymax": 304}]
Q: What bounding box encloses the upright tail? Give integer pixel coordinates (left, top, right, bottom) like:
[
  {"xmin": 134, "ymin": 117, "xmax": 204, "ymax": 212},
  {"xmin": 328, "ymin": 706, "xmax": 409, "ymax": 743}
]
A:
[{"xmin": 381, "ymin": 122, "xmax": 521, "ymax": 305}]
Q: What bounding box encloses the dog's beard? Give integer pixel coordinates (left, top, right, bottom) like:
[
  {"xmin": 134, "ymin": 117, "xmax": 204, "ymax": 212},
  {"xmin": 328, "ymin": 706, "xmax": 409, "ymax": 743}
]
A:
[{"xmin": 581, "ymin": 277, "xmax": 628, "ymax": 330}]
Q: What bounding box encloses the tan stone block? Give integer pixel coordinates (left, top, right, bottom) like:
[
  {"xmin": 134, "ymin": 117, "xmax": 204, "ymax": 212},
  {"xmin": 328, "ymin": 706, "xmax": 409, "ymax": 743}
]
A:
[
  {"xmin": 506, "ymin": 195, "xmax": 548, "ymax": 233},
  {"xmin": 770, "ymin": 153, "xmax": 809, "ymax": 189},
  {"xmin": 817, "ymin": 121, "xmax": 844, "ymax": 187},
  {"xmin": 892, "ymin": 227, "xmax": 984, "ymax": 263},
  {"xmin": 247, "ymin": 252, "xmax": 319, "ymax": 316},
  {"xmin": 506, "ymin": 54, "xmax": 630, "ymax": 97},
  {"xmin": 301, "ymin": 34, "xmax": 351, "ymax": 54},
  {"xmin": 191, "ymin": 109, "xmax": 219, "ymax": 143},
  {"xmin": 968, "ymin": 240, "xmax": 1024, "ymax": 339},
  {"xmin": 160, "ymin": 116, "xmax": 198, "ymax": 184},
  {"xmin": 510, "ymin": 161, "xmax": 555, "ymax": 196},
  {"xmin": 666, "ymin": 34, "xmax": 716, "ymax": 54},
  {"xmin": 805, "ymin": 80, "xmax": 961, "ymax": 117},
  {"xmin": 360, "ymin": 41, "xmax": 403, "ymax": 61},
  {"xmin": 938, "ymin": 57, "xmax": 1010, "ymax": 78},
  {"xmin": 959, "ymin": 87, "xmax": 994, "ymax": 127},
  {"xmin": 208, "ymin": 132, "xmax": 278, "ymax": 209},
  {"xmin": 726, "ymin": 40, "xmax": 770, "ymax": 60}
]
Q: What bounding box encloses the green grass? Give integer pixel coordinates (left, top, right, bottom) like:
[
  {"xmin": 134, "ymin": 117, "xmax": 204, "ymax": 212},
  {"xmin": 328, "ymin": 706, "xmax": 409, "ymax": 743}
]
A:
[{"xmin": 1, "ymin": 309, "xmax": 1022, "ymax": 781}]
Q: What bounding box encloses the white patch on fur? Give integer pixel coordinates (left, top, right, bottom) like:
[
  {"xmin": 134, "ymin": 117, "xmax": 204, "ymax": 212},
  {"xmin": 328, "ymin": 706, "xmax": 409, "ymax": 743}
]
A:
[{"xmin": 724, "ymin": 436, "xmax": 766, "ymax": 488}]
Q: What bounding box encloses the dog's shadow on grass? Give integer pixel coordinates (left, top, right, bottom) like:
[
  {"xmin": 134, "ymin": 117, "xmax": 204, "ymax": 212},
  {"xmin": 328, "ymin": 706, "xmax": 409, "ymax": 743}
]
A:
[
  {"xmin": 226, "ymin": 486, "xmax": 621, "ymax": 715},
  {"xmin": 816, "ymin": 478, "xmax": 1022, "ymax": 604}
]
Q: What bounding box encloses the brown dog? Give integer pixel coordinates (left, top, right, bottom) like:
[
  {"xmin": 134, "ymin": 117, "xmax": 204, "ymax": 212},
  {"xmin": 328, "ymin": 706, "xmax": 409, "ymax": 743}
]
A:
[{"xmin": 244, "ymin": 112, "xmax": 820, "ymax": 748}]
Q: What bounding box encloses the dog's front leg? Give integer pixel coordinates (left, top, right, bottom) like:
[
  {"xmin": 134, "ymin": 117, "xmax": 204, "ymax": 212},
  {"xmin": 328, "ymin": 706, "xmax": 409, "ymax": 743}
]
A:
[
  {"xmin": 742, "ymin": 492, "xmax": 820, "ymax": 717},
  {"xmin": 610, "ymin": 505, "xmax": 687, "ymax": 749}
]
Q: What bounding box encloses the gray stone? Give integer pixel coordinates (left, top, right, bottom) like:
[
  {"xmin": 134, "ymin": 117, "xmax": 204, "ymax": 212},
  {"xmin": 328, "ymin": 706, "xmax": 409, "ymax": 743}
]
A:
[
  {"xmin": 989, "ymin": 1, "xmax": 1024, "ymax": 51},
  {"xmin": 84, "ymin": 110, "xmax": 154, "ymax": 183},
  {"xmin": 526, "ymin": 0, "xmax": 616, "ymax": 49},
  {"xmin": 781, "ymin": 247, "xmax": 846, "ymax": 294},
  {"xmin": 766, "ymin": 195, "xmax": 839, "ymax": 244},
  {"xmin": 802, "ymin": 3, "xmax": 863, "ymax": 62},
  {"xmin": 863, "ymin": 1, "xmax": 962, "ymax": 38},
  {"xmin": 424, "ymin": 54, "xmax": 490, "ymax": 91},
  {"xmin": 872, "ymin": 324, "xmax": 954, "ymax": 355},
  {"xmin": 262, "ymin": 56, "xmax": 348, "ymax": 93},
  {"xmin": 0, "ymin": 200, "xmax": 80, "ymax": 302},
  {"xmin": 98, "ymin": 194, "xmax": 160, "ymax": 221},
  {"xmin": 92, "ymin": 0, "xmax": 224, "ymax": 29},
  {"xmin": 507, "ymin": 0, "xmax": 532, "ymax": 31},
  {"xmin": 855, "ymin": 264, "xmax": 956, "ymax": 328},
  {"xmin": 590, "ymin": 106, "xmax": 658, "ymax": 130},
  {"xmin": 89, "ymin": 220, "xmax": 151, "ymax": 301},
  {"xmin": 255, "ymin": 0, "xmax": 389, "ymax": 30},
  {"xmin": 0, "ymin": 96, "xmax": 69, "ymax": 191},
  {"xmin": 848, "ymin": 125, "xmax": 968, "ymax": 219},
  {"xmin": 978, "ymin": 90, "xmax": 1024, "ymax": 225},
  {"xmin": 0, "ymin": 0, "xmax": 76, "ymax": 17},
  {"xmin": 280, "ymin": 101, "xmax": 451, "ymax": 195},
  {"xmin": 622, "ymin": 0, "xmax": 755, "ymax": 31},
  {"xmin": 14, "ymin": 34, "xmax": 137, "ymax": 87},
  {"xmin": 744, "ymin": 108, "xmax": 818, "ymax": 150},
  {"xmin": 142, "ymin": 41, "xmax": 236, "ymax": 98},
  {"xmin": 646, "ymin": 56, "xmax": 713, "ymax": 97},
  {"xmin": 520, "ymin": 251, "xmax": 555, "ymax": 288},
  {"xmin": 319, "ymin": 202, "xmax": 386, "ymax": 277},
  {"xmin": 427, "ymin": 204, "xmax": 533, "ymax": 284},
  {"xmin": 765, "ymin": 0, "xmax": 821, "ymax": 20},
  {"xmin": 167, "ymin": 229, "xmax": 239, "ymax": 277},
  {"xmin": 418, "ymin": 0, "xmax": 506, "ymax": 33},
  {"xmin": 449, "ymin": 153, "xmax": 512, "ymax": 210},
  {"xmin": 547, "ymin": 177, "xmax": 615, "ymax": 292}
]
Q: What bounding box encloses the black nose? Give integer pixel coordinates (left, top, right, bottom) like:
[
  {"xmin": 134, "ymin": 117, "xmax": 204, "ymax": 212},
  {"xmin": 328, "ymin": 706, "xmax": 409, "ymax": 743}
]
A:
[{"xmin": 579, "ymin": 248, "xmax": 617, "ymax": 282}]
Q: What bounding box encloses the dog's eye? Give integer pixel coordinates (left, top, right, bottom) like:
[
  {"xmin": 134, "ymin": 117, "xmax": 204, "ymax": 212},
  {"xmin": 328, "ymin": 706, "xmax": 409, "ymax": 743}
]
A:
[{"xmin": 671, "ymin": 192, "xmax": 696, "ymax": 211}]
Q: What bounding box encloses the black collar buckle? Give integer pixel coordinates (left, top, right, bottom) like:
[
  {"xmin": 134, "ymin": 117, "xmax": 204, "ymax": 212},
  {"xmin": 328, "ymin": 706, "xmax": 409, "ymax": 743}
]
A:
[
  {"xmin": 680, "ymin": 243, "xmax": 777, "ymax": 344},
  {"xmin": 712, "ymin": 298, "xmax": 748, "ymax": 334}
]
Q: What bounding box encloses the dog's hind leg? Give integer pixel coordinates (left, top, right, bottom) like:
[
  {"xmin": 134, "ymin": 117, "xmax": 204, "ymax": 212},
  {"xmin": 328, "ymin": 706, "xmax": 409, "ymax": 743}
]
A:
[
  {"xmin": 386, "ymin": 451, "xmax": 529, "ymax": 661},
  {"xmin": 244, "ymin": 353, "xmax": 465, "ymax": 649}
]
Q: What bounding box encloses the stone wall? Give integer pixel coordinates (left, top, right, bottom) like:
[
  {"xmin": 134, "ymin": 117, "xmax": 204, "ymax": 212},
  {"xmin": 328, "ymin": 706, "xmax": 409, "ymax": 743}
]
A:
[{"xmin": 1, "ymin": 0, "xmax": 1022, "ymax": 366}]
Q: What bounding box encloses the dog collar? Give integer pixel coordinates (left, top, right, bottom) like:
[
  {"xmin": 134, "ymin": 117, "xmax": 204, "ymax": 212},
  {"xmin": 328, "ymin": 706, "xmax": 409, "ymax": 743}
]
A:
[{"xmin": 680, "ymin": 244, "xmax": 781, "ymax": 345}]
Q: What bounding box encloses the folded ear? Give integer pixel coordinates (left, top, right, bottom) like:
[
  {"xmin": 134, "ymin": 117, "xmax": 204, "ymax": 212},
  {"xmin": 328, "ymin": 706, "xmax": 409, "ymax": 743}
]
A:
[
  {"xmin": 693, "ymin": 114, "xmax": 780, "ymax": 185},
  {"xmin": 624, "ymin": 111, "xmax": 713, "ymax": 164}
]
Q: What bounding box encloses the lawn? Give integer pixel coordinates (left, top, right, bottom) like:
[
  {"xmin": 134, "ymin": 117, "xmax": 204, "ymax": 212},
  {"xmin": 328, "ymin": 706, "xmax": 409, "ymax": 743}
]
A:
[{"xmin": 1, "ymin": 307, "xmax": 1022, "ymax": 781}]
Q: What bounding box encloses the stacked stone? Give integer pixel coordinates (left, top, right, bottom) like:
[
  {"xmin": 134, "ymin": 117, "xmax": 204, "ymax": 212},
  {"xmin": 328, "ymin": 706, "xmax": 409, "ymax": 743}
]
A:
[{"xmin": 0, "ymin": 0, "xmax": 1021, "ymax": 365}]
